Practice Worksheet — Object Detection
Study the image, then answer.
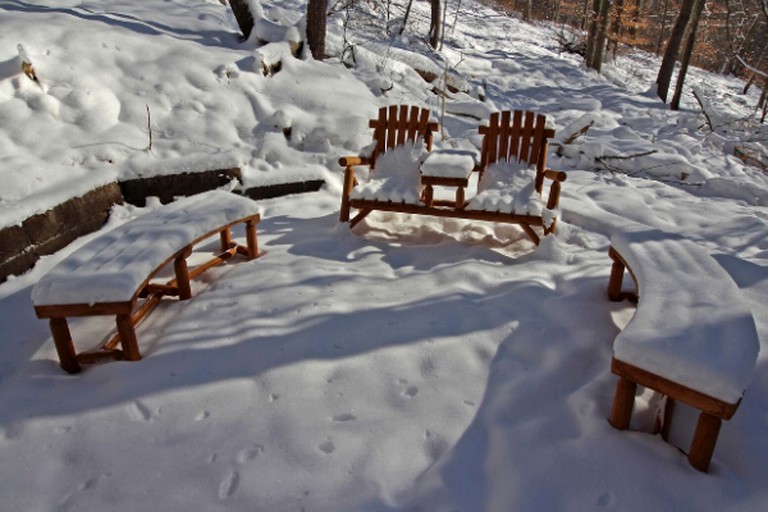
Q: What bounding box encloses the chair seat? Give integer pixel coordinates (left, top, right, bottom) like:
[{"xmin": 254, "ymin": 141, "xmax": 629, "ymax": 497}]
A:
[
  {"xmin": 349, "ymin": 142, "xmax": 426, "ymax": 204},
  {"xmin": 467, "ymin": 161, "xmax": 545, "ymax": 216}
]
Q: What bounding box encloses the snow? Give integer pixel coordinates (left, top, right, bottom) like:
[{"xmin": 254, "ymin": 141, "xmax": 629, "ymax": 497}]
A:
[
  {"xmin": 2, "ymin": 1, "xmax": 768, "ymax": 511},
  {"xmin": 349, "ymin": 141, "xmax": 427, "ymax": 203},
  {"xmin": 32, "ymin": 190, "xmax": 261, "ymax": 306},
  {"xmin": 468, "ymin": 161, "xmax": 544, "ymax": 217},
  {"xmin": 420, "ymin": 149, "xmax": 476, "ymax": 179},
  {"xmin": 610, "ymin": 227, "xmax": 760, "ymax": 404}
]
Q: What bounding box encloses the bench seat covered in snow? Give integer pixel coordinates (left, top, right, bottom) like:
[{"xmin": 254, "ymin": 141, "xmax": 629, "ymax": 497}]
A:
[
  {"xmin": 606, "ymin": 227, "xmax": 760, "ymax": 472},
  {"xmin": 32, "ymin": 190, "xmax": 261, "ymax": 373}
]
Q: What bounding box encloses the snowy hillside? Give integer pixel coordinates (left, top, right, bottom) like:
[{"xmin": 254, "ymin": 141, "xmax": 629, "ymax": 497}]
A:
[{"xmin": 1, "ymin": 1, "xmax": 767, "ymax": 511}]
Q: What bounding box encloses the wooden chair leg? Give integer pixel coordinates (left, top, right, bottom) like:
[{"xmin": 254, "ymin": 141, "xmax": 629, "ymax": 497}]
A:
[
  {"xmin": 116, "ymin": 313, "xmax": 141, "ymax": 362},
  {"xmin": 423, "ymin": 184, "xmax": 434, "ymax": 207},
  {"xmin": 49, "ymin": 317, "xmax": 81, "ymax": 374},
  {"xmin": 340, "ymin": 167, "xmax": 355, "ymax": 222},
  {"xmin": 173, "ymin": 246, "xmax": 193, "ymax": 300},
  {"xmin": 455, "ymin": 187, "xmax": 465, "ymax": 209},
  {"xmin": 350, "ymin": 209, "xmax": 372, "ymax": 228},
  {"xmin": 688, "ymin": 412, "xmax": 722, "ymax": 472},
  {"xmin": 609, "ymin": 377, "xmax": 637, "ymax": 430},
  {"xmin": 245, "ymin": 219, "xmax": 259, "ymax": 259}
]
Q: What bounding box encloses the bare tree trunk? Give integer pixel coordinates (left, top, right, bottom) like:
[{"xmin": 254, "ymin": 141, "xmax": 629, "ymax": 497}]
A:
[
  {"xmin": 671, "ymin": 0, "xmax": 706, "ymax": 110},
  {"xmin": 307, "ymin": 0, "xmax": 328, "ymax": 59},
  {"xmin": 586, "ymin": 0, "xmax": 612, "ymax": 72},
  {"xmin": 655, "ymin": 0, "xmax": 671, "ymax": 54},
  {"xmin": 656, "ymin": 0, "xmax": 697, "ymax": 103},
  {"xmin": 228, "ymin": 0, "xmax": 255, "ymax": 40},
  {"xmin": 521, "ymin": 0, "xmax": 532, "ymax": 20},
  {"xmin": 585, "ymin": 0, "xmax": 601, "ymax": 66},
  {"xmin": 400, "ymin": 0, "xmax": 415, "ymax": 35},
  {"xmin": 430, "ymin": 0, "xmax": 442, "ymax": 49}
]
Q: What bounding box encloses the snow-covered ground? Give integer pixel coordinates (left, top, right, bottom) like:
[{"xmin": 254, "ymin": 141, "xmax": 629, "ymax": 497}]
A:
[{"xmin": 1, "ymin": 1, "xmax": 768, "ymax": 510}]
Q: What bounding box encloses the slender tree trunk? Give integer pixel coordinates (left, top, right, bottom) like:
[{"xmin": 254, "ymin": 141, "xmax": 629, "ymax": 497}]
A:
[
  {"xmin": 307, "ymin": 0, "xmax": 328, "ymax": 59},
  {"xmin": 656, "ymin": 0, "xmax": 671, "ymax": 54},
  {"xmin": 585, "ymin": 0, "xmax": 601, "ymax": 67},
  {"xmin": 671, "ymin": 0, "xmax": 706, "ymax": 110},
  {"xmin": 521, "ymin": 0, "xmax": 532, "ymax": 20},
  {"xmin": 400, "ymin": 0, "xmax": 414, "ymax": 35},
  {"xmin": 430, "ymin": 0, "xmax": 442, "ymax": 49},
  {"xmin": 586, "ymin": 0, "xmax": 612, "ymax": 72},
  {"xmin": 656, "ymin": 0, "xmax": 697, "ymax": 103}
]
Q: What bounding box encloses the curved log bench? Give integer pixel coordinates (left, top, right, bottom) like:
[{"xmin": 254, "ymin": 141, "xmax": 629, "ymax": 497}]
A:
[
  {"xmin": 606, "ymin": 227, "xmax": 760, "ymax": 472},
  {"xmin": 32, "ymin": 190, "xmax": 261, "ymax": 374}
]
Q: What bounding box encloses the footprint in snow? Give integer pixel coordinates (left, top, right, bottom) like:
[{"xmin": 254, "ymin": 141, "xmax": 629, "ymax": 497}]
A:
[
  {"xmin": 318, "ymin": 440, "xmax": 335, "ymax": 454},
  {"xmin": 218, "ymin": 471, "xmax": 239, "ymax": 500},
  {"xmin": 235, "ymin": 444, "xmax": 265, "ymax": 464},
  {"xmin": 331, "ymin": 413, "xmax": 357, "ymax": 422},
  {"xmin": 128, "ymin": 400, "xmax": 155, "ymax": 422},
  {"xmin": 58, "ymin": 473, "xmax": 111, "ymax": 509}
]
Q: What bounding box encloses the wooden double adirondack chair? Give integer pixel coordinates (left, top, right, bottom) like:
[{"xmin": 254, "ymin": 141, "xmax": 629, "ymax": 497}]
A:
[{"xmin": 338, "ymin": 105, "xmax": 566, "ymax": 245}]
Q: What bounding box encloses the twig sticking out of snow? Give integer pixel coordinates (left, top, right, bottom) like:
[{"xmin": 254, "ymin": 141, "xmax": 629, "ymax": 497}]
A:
[
  {"xmin": 692, "ymin": 86, "xmax": 720, "ymax": 131},
  {"xmin": 146, "ymin": 105, "xmax": 153, "ymax": 153},
  {"xmin": 554, "ymin": 113, "xmax": 597, "ymax": 156}
]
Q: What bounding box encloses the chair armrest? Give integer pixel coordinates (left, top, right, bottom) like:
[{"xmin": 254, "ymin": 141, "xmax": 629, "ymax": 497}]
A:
[
  {"xmin": 543, "ymin": 169, "xmax": 567, "ymax": 182},
  {"xmin": 339, "ymin": 156, "xmax": 371, "ymax": 168}
]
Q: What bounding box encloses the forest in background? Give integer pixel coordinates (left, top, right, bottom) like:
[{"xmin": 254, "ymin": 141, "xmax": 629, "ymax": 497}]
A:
[{"xmin": 490, "ymin": 0, "xmax": 767, "ymax": 79}]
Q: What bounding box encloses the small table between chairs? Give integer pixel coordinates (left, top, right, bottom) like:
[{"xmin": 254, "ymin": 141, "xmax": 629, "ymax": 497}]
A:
[{"xmin": 420, "ymin": 150, "xmax": 477, "ymax": 209}]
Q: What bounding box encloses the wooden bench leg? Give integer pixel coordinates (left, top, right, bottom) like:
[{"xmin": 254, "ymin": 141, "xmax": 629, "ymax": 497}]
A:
[
  {"xmin": 609, "ymin": 377, "xmax": 637, "ymax": 430},
  {"xmin": 608, "ymin": 249, "xmax": 626, "ymax": 302},
  {"xmin": 660, "ymin": 398, "xmax": 676, "ymax": 441},
  {"xmin": 173, "ymin": 246, "xmax": 193, "ymax": 300},
  {"xmin": 116, "ymin": 313, "xmax": 141, "ymax": 362},
  {"xmin": 245, "ymin": 219, "xmax": 259, "ymax": 259},
  {"xmin": 49, "ymin": 317, "xmax": 81, "ymax": 374},
  {"xmin": 688, "ymin": 412, "xmax": 722, "ymax": 472},
  {"xmin": 220, "ymin": 227, "xmax": 232, "ymax": 252}
]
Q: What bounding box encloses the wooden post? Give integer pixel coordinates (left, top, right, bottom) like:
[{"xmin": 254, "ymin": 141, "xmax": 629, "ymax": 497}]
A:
[
  {"xmin": 609, "ymin": 377, "xmax": 637, "ymax": 430},
  {"xmin": 546, "ymin": 180, "xmax": 561, "ymax": 210},
  {"xmin": 50, "ymin": 317, "xmax": 81, "ymax": 374},
  {"xmin": 116, "ymin": 313, "xmax": 141, "ymax": 362},
  {"xmin": 455, "ymin": 186, "xmax": 465, "ymax": 209},
  {"xmin": 607, "ymin": 249, "xmax": 626, "ymax": 302},
  {"xmin": 220, "ymin": 227, "xmax": 232, "ymax": 252},
  {"xmin": 423, "ymin": 184, "xmax": 434, "ymax": 207},
  {"xmin": 245, "ymin": 219, "xmax": 259, "ymax": 259},
  {"xmin": 174, "ymin": 246, "xmax": 193, "ymax": 300},
  {"xmin": 688, "ymin": 412, "xmax": 722, "ymax": 472},
  {"xmin": 661, "ymin": 398, "xmax": 676, "ymax": 441},
  {"xmin": 340, "ymin": 167, "xmax": 355, "ymax": 222}
]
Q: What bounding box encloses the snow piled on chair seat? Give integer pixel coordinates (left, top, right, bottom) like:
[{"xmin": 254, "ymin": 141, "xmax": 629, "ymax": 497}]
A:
[
  {"xmin": 349, "ymin": 142, "xmax": 427, "ymax": 204},
  {"xmin": 611, "ymin": 227, "xmax": 760, "ymax": 404},
  {"xmin": 467, "ymin": 161, "xmax": 545, "ymax": 217},
  {"xmin": 32, "ymin": 190, "xmax": 260, "ymax": 306}
]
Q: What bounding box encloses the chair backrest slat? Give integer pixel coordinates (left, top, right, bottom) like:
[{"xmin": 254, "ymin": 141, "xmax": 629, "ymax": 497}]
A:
[
  {"xmin": 368, "ymin": 105, "xmax": 438, "ymax": 169},
  {"xmin": 478, "ymin": 109, "xmax": 555, "ymax": 194}
]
